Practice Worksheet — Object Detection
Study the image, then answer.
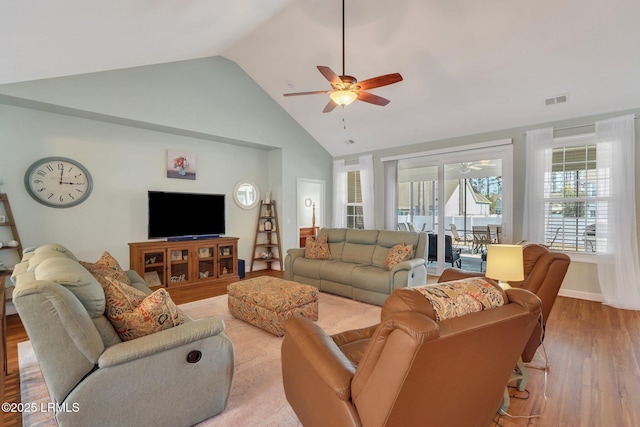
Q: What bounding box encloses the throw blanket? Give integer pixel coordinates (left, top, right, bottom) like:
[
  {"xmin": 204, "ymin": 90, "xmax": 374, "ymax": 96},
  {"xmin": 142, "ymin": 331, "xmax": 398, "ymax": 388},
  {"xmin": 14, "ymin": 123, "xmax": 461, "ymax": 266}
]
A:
[{"xmin": 414, "ymin": 278, "xmax": 505, "ymax": 321}]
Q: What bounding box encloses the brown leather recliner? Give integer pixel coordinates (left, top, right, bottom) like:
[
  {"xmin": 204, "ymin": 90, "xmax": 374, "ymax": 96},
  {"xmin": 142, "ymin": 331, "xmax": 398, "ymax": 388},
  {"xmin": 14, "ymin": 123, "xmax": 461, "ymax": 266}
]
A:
[
  {"xmin": 438, "ymin": 242, "xmax": 570, "ymax": 362},
  {"xmin": 281, "ymin": 285, "xmax": 541, "ymax": 427}
]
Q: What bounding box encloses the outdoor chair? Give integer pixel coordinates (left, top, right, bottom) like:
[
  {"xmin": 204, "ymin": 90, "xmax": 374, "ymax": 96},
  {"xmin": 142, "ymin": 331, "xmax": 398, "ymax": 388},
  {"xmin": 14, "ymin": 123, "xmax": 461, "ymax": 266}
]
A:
[
  {"xmin": 584, "ymin": 224, "xmax": 596, "ymax": 252},
  {"xmin": 488, "ymin": 224, "xmax": 502, "ymax": 243},
  {"xmin": 450, "ymin": 224, "xmax": 472, "ymax": 248},
  {"xmin": 472, "ymin": 225, "xmax": 492, "ymax": 253},
  {"xmin": 428, "ymin": 233, "xmax": 461, "ymax": 268}
]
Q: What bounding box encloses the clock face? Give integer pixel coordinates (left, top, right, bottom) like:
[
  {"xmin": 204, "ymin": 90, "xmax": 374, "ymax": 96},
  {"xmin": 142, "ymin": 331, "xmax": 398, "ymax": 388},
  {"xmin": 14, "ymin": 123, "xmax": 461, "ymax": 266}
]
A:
[{"xmin": 24, "ymin": 157, "xmax": 93, "ymax": 208}]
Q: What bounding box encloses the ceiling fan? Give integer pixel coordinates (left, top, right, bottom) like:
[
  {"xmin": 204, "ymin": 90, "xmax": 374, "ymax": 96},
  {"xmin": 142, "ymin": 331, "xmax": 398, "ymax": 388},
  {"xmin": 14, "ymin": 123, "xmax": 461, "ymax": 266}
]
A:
[
  {"xmin": 283, "ymin": 0, "xmax": 403, "ymax": 113},
  {"xmin": 451, "ymin": 160, "xmax": 497, "ymax": 174}
]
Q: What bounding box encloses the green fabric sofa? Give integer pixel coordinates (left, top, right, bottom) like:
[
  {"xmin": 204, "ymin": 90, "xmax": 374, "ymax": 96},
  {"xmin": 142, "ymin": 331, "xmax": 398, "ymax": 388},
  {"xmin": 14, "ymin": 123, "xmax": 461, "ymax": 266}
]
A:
[
  {"xmin": 284, "ymin": 228, "xmax": 427, "ymax": 306},
  {"xmin": 11, "ymin": 244, "xmax": 235, "ymax": 427}
]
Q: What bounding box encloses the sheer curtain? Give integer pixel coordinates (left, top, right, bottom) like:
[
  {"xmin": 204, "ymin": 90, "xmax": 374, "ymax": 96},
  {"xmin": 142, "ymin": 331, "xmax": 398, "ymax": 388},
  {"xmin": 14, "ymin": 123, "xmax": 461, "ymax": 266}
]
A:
[
  {"xmin": 523, "ymin": 128, "xmax": 554, "ymax": 243},
  {"xmin": 595, "ymin": 115, "xmax": 640, "ymax": 310},
  {"xmin": 383, "ymin": 160, "xmax": 398, "ymax": 230},
  {"xmin": 332, "ymin": 159, "xmax": 347, "ymax": 228},
  {"xmin": 359, "ymin": 155, "xmax": 375, "ymax": 229}
]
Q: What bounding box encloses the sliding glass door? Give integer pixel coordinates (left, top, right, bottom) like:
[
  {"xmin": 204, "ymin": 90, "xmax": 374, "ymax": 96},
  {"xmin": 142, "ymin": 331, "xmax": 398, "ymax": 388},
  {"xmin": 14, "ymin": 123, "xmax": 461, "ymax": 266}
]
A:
[{"xmin": 395, "ymin": 144, "xmax": 513, "ymax": 275}]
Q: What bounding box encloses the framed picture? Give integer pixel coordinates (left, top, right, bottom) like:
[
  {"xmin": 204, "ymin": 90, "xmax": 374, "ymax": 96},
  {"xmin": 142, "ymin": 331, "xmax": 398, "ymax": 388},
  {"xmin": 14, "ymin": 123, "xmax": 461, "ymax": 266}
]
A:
[
  {"xmin": 198, "ymin": 248, "xmax": 211, "ymax": 258},
  {"xmin": 167, "ymin": 150, "xmax": 196, "ymax": 180},
  {"xmin": 0, "ymin": 215, "xmax": 5, "ymax": 223},
  {"xmin": 144, "ymin": 271, "xmax": 162, "ymax": 287}
]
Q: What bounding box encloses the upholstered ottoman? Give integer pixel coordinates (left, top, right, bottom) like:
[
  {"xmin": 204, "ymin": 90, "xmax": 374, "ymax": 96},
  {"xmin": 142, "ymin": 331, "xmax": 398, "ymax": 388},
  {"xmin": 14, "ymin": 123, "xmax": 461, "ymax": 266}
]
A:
[{"xmin": 227, "ymin": 277, "xmax": 318, "ymax": 336}]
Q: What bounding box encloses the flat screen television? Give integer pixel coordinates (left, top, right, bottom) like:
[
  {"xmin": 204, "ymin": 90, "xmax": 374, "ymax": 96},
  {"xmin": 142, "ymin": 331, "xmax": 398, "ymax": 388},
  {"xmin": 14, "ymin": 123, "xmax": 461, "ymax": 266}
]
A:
[{"xmin": 148, "ymin": 191, "xmax": 225, "ymax": 240}]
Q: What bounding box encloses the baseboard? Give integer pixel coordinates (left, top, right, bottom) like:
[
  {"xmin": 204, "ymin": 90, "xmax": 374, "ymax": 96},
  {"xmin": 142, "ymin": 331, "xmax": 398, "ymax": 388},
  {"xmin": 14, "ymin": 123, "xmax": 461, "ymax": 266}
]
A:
[{"xmin": 558, "ymin": 288, "xmax": 604, "ymax": 302}]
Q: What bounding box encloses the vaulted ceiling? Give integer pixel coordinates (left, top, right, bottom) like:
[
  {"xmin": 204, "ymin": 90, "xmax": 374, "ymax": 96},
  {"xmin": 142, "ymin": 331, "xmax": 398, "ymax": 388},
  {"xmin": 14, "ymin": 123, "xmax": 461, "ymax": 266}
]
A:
[{"xmin": 2, "ymin": 0, "xmax": 639, "ymax": 156}]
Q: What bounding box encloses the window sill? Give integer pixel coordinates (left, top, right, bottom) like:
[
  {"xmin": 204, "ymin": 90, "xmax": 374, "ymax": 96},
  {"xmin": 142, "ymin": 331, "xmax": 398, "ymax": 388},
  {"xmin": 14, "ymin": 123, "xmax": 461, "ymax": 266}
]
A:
[{"xmin": 562, "ymin": 252, "xmax": 597, "ymax": 264}]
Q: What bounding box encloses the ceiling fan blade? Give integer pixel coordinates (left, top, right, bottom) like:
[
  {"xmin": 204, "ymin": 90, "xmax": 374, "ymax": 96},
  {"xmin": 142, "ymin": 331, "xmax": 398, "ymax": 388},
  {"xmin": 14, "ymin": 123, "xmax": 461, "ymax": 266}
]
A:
[
  {"xmin": 356, "ymin": 73, "xmax": 403, "ymax": 91},
  {"xmin": 322, "ymin": 99, "xmax": 338, "ymax": 113},
  {"xmin": 283, "ymin": 90, "xmax": 333, "ymax": 97},
  {"xmin": 317, "ymin": 66, "xmax": 343, "ymax": 87},
  {"xmin": 356, "ymin": 91, "xmax": 390, "ymax": 106},
  {"xmin": 470, "ymin": 166, "xmax": 482, "ymax": 170}
]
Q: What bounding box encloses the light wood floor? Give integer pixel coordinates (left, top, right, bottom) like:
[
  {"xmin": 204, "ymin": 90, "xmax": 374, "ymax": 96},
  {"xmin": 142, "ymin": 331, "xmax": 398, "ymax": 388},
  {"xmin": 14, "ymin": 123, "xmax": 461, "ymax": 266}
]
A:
[{"xmin": 3, "ymin": 271, "xmax": 639, "ymax": 427}]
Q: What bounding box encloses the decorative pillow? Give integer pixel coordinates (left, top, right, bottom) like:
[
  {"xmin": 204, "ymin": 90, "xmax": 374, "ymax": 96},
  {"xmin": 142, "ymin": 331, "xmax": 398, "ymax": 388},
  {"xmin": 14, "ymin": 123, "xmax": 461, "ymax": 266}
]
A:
[
  {"xmin": 81, "ymin": 251, "xmax": 131, "ymax": 288},
  {"xmin": 414, "ymin": 278, "xmax": 505, "ymax": 321},
  {"xmin": 103, "ymin": 276, "xmax": 147, "ymax": 312},
  {"xmin": 304, "ymin": 233, "xmax": 332, "ymax": 260},
  {"xmin": 104, "ymin": 277, "xmax": 184, "ymax": 341},
  {"xmin": 384, "ymin": 241, "xmax": 413, "ymax": 270}
]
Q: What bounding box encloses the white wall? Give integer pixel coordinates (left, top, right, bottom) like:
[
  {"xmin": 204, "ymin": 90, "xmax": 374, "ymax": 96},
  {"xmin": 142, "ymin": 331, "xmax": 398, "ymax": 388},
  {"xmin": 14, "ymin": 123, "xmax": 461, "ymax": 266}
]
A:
[
  {"xmin": 0, "ymin": 56, "xmax": 333, "ymax": 270},
  {"xmin": 0, "ymin": 104, "xmax": 268, "ymax": 268}
]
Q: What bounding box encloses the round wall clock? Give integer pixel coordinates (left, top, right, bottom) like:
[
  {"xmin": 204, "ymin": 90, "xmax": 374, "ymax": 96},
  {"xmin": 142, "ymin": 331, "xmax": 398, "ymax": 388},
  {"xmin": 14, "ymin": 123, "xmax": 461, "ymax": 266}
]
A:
[{"xmin": 24, "ymin": 157, "xmax": 93, "ymax": 208}]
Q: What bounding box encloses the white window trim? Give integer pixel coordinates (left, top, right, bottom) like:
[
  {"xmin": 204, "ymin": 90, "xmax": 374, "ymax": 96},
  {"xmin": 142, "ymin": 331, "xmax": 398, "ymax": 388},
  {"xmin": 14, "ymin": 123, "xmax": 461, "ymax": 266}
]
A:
[{"xmin": 547, "ymin": 132, "xmax": 602, "ymax": 257}]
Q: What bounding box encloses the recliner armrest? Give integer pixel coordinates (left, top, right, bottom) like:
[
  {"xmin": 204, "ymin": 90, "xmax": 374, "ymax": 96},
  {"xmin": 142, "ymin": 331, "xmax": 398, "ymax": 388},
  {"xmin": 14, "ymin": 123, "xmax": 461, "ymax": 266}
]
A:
[
  {"xmin": 438, "ymin": 267, "xmax": 486, "ymax": 283},
  {"xmin": 391, "ymin": 257, "xmax": 425, "ymax": 271},
  {"xmin": 283, "ymin": 317, "xmax": 356, "ymax": 401},
  {"xmin": 98, "ymin": 317, "xmax": 226, "ymax": 368},
  {"xmin": 286, "ymin": 248, "xmax": 306, "ymax": 259}
]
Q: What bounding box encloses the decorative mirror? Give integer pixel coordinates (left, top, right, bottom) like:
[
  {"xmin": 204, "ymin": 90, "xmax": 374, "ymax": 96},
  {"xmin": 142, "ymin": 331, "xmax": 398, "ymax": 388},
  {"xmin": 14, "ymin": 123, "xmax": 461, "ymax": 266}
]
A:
[{"xmin": 233, "ymin": 180, "xmax": 260, "ymax": 209}]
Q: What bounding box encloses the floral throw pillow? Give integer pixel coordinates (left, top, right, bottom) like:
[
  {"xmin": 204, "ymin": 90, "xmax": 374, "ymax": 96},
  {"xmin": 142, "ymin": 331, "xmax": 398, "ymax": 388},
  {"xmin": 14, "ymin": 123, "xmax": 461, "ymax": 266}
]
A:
[
  {"xmin": 103, "ymin": 276, "xmax": 147, "ymax": 313},
  {"xmin": 384, "ymin": 241, "xmax": 413, "ymax": 270},
  {"xmin": 80, "ymin": 251, "xmax": 131, "ymax": 288},
  {"xmin": 304, "ymin": 233, "xmax": 332, "ymax": 260},
  {"xmin": 104, "ymin": 277, "xmax": 184, "ymax": 341}
]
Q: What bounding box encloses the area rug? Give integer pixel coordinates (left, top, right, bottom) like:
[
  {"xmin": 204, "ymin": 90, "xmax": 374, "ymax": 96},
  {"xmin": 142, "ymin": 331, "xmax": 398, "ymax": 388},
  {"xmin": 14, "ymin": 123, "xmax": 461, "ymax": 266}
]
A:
[{"xmin": 19, "ymin": 292, "xmax": 381, "ymax": 427}]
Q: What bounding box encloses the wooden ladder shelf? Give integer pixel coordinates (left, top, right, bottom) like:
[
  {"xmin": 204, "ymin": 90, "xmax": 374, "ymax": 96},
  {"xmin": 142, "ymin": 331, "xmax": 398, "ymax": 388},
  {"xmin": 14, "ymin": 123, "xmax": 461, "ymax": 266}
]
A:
[
  {"xmin": 250, "ymin": 200, "xmax": 283, "ymax": 272},
  {"xmin": 0, "ymin": 193, "xmax": 23, "ymax": 276}
]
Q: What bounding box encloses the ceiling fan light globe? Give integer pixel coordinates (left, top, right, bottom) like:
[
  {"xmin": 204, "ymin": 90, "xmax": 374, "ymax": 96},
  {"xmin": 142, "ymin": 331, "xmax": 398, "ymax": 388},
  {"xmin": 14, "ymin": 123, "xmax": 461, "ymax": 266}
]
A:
[{"xmin": 330, "ymin": 90, "xmax": 357, "ymax": 106}]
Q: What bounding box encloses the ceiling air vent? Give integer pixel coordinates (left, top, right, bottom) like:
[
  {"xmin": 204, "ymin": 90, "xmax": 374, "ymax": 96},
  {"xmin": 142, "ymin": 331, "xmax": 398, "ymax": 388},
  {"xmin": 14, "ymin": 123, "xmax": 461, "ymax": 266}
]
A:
[{"xmin": 545, "ymin": 93, "xmax": 569, "ymax": 106}]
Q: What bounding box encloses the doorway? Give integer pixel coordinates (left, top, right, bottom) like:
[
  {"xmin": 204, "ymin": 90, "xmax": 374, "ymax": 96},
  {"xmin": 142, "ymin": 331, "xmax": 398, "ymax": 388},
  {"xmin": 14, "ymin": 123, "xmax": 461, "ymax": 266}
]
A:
[{"xmin": 296, "ymin": 178, "xmax": 325, "ymax": 247}]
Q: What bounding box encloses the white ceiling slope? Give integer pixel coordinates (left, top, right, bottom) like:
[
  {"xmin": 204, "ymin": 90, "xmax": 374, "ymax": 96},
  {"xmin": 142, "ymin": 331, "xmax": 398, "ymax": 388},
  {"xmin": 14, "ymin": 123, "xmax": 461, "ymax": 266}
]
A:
[{"xmin": 2, "ymin": 0, "xmax": 640, "ymax": 157}]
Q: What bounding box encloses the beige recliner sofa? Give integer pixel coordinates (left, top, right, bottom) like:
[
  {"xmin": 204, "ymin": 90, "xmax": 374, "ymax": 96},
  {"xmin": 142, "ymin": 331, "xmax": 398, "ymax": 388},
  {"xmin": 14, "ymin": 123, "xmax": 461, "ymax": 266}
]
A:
[
  {"xmin": 284, "ymin": 228, "xmax": 427, "ymax": 306},
  {"xmin": 11, "ymin": 244, "xmax": 235, "ymax": 427}
]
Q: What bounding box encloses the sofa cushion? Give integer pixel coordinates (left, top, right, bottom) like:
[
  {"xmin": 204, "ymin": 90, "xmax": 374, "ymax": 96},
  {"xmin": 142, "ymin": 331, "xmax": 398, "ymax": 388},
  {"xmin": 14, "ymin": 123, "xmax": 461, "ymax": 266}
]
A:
[
  {"xmin": 34, "ymin": 257, "xmax": 106, "ymax": 319},
  {"xmin": 93, "ymin": 316, "xmax": 122, "ymax": 347},
  {"xmin": 352, "ymin": 265, "xmax": 392, "ymax": 294},
  {"xmin": 413, "ymin": 278, "xmax": 505, "ymax": 321},
  {"xmin": 291, "ymin": 257, "xmax": 324, "ymax": 280},
  {"xmin": 321, "ymin": 228, "xmax": 347, "ymax": 260},
  {"xmin": 34, "ymin": 243, "xmax": 79, "ymax": 261},
  {"xmin": 319, "ymin": 261, "xmax": 361, "ymax": 284},
  {"xmin": 342, "ymin": 229, "xmax": 379, "ymax": 264},
  {"xmin": 26, "ymin": 250, "xmax": 72, "ymax": 271},
  {"xmin": 383, "ymin": 242, "xmax": 413, "ymax": 270},
  {"xmin": 104, "ymin": 278, "xmax": 184, "ymax": 341},
  {"xmin": 80, "ymin": 251, "xmax": 131, "ymax": 288},
  {"xmin": 304, "ymin": 233, "xmax": 332, "ymax": 260}
]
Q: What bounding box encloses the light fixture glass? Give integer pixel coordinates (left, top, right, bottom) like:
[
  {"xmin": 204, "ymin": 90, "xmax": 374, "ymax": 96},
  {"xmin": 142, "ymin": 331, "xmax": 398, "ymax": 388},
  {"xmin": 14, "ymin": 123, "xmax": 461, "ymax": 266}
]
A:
[
  {"xmin": 485, "ymin": 244, "xmax": 524, "ymax": 289},
  {"xmin": 330, "ymin": 90, "xmax": 357, "ymax": 106}
]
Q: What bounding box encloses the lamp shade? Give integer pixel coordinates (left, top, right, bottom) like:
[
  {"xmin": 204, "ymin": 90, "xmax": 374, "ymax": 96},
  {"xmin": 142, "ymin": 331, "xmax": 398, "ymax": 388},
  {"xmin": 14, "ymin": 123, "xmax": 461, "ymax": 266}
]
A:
[
  {"xmin": 485, "ymin": 244, "xmax": 524, "ymax": 284},
  {"xmin": 330, "ymin": 90, "xmax": 357, "ymax": 106}
]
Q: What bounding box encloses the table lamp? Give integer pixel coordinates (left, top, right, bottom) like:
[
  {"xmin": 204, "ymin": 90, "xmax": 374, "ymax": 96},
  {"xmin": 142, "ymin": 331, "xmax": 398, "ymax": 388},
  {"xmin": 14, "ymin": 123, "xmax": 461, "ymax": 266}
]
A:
[{"xmin": 485, "ymin": 244, "xmax": 524, "ymax": 289}]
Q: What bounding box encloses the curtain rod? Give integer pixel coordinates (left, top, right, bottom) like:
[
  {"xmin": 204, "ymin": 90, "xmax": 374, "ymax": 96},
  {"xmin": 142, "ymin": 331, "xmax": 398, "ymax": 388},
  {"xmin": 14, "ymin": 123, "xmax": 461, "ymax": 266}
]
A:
[{"xmin": 552, "ymin": 114, "xmax": 639, "ymax": 132}]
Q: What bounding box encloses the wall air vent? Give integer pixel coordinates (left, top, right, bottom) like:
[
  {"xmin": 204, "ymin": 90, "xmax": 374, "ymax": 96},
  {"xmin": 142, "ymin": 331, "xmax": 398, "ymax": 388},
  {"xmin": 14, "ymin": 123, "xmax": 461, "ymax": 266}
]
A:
[{"xmin": 545, "ymin": 93, "xmax": 569, "ymax": 106}]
